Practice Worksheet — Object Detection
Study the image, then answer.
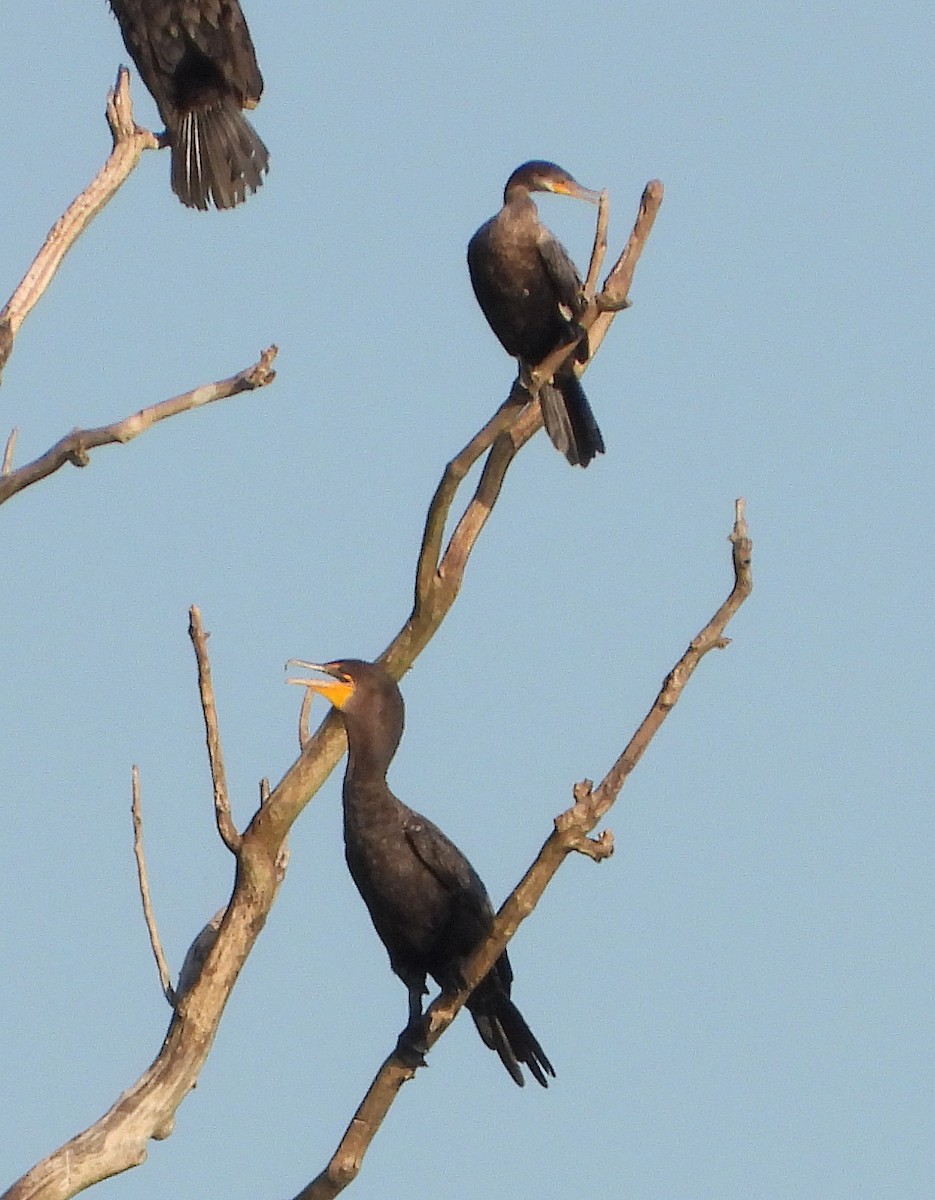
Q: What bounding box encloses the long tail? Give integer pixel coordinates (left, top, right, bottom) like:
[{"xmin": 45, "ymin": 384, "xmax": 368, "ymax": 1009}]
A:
[
  {"xmin": 169, "ymin": 101, "xmax": 269, "ymax": 211},
  {"xmin": 539, "ymin": 372, "xmax": 605, "ymax": 468},
  {"xmin": 468, "ymin": 988, "xmax": 555, "ymax": 1088}
]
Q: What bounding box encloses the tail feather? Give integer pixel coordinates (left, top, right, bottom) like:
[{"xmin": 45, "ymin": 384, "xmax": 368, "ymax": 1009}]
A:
[
  {"xmin": 469, "ymin": 992, "xmax": 555, "ymax": 1088},
  {"xmin": 170, "ymin": 101, "xmax": 269, "ymax": 211},
  {"xmin": 539, "ymin": 372, "xmax": 605, "ymax": 467}
]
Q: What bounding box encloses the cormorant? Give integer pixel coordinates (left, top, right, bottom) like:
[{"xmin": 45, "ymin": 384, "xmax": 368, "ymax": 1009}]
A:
[
  {"xmin": 468, "ymin": 161, "xmax": 605, "ymax": 467},
  {"xmin": 107, "ymin": 0, "xmax": 269, "ymax": 210},
  {"xmin": 288, "ymin": 658, "xmax": 555, "ymax": 1088}
]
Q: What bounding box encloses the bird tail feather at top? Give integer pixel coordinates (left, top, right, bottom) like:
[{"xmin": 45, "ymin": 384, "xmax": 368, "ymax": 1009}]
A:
[
  {"xmin": 170, "ymin": 101, "xmax": 269, "ymax": 211},
  {"xmin": 539, "ymin": 373, "xmax": 606, "ymax": 468}
]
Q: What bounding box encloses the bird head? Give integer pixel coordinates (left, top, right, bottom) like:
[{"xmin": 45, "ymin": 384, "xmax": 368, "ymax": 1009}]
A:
[
  {"xmin": 504, "ymin": 160, "xmax": 602, "ymax": 205},
  {"xmin": 286, "ymin": 657, "xmax": 405, "ymax": 724}
]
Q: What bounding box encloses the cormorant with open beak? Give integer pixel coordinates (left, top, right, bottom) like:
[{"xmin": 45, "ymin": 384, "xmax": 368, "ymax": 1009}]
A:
[{"xmin": 288, "ymin": 657, "xmax": 554, "ymax": 1087}]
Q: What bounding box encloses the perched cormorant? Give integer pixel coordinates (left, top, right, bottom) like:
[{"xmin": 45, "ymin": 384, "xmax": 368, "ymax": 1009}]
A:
[
  {"xmin": 107, "ymin": 0, "xmax": 268, "ymax": 210},
  {"xmin": 288, "ymin": 658, "xmax": 555, "ymax": 1088},
  {"xmin": 468, "ymin": 161, "xmax": 605, "ymax": 467}
]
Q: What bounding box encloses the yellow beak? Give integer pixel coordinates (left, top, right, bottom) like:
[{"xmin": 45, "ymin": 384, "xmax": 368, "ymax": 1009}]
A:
[{"xmin": 285, "ymin": 660, "xmax": 356, "ymax": 710}]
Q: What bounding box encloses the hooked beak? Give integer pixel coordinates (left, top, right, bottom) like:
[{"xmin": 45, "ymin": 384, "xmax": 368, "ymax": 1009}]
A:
[
  {"xmin": 285, "ymin": 659, "xmax": 355, "ymax": 710},
  {"xmin": 552, "ymin": 179, "xmax": 603, "ymax": 205}
]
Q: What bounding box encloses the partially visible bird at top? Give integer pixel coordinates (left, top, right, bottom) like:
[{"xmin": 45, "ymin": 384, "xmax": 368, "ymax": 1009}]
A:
[
  {"xmin": 468, "ymin": 160, "xmax": 605, "ymax": 467},
  {"xmin": 287, "ymin": 657, "xmax": 556, "ymax": 1088},
  {"xmin": 107, "ymin": 0, "xmax": 269, "ymax": 210}
]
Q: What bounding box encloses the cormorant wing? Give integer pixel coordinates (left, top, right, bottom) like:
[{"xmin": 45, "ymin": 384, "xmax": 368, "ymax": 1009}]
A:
[
  {"xmin": 177, "ymin": 0, "xmax": 264, "ymax": 99},
  {"xmin": 404, "ymin": 817, "xmax": 512, "ymax": 995},
  {"xmin": 536, "ymin": 233, "xmax": 587, "ymax": 319},
  {"xmin": 403, "ymin": 819, "xmax": 494, "ymax": 921},
  {"xmin": 110, "ymin": 2, "xmax": 179, "ymax": 100}
]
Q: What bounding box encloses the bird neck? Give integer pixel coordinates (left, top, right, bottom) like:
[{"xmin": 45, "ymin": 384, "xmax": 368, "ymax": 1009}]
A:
[
  {"xmin": 341, "ymin": 739, "xmax": 403, "ymax": 836},
  {"xmin": 340, "ymin": 705, "xmax": 403, "ymax": 798},
  {"xmin": 504, "ymin": 190, "xmax": 538, "ymax": 224}
]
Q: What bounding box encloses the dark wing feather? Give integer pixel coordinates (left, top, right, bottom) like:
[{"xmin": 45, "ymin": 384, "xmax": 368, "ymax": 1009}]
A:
[
  {"xmin": 176, "ymin": 0, "xmax": 264, "ymax": 103},
  {"xmin": 404, "ymin": 818, "xmax": 493, "ymax": 917},
  {"xmin": 536, "ymin": 232, "xmax": 587, "ymax": 319}
]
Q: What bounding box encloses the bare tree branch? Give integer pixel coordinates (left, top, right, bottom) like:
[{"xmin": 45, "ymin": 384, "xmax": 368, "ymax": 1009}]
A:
[
  {"xmin": 131, "ymin": 765, "xmax": 176, "ymax": 1007},
  {"xmin": 0, "ymin": 70, "xmax": 159, "ymax": 383},
  {"xmin": 2, "ymin": 428, "xmax": 18, "ymax": 475},
  {"xmin": 189, "ymin": 606, "xmax": 241, "ymax": 854},
  {"xmin": 582, "ymin": 188, "xmax": 611, "ymax": 298},
  {"xmin": 589, "ymin": 179, "xmax": 665, "ymax": 351},
  {"xmin": 2, "ymin": 185, "xmax": 660, "ymax": 1200},
  {"xmin": 298, "ymin": 688, "xmax": 316, "ymax": 751},
  {"xmin": 0, "ymin": 347, "xmax": 278, "ymax": 507}
]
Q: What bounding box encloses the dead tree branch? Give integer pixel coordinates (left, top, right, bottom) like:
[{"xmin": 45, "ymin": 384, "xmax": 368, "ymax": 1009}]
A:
[
  {"xmin": 189, "ymin": 607, "xmax": 241, "ymax": 854},
  {"xmin": 291, "ymin": 499, "xmax": 752, "ymax": 1199},
  {"xmin": 131, "ymin": 766, "xmax": 176, "ymax": 1007},
  {"xmin": 0, "ymin": 346, "xmax": 278, "ymax": 507},
  {"xmin": 582, "ymin": 188, "xmax": 611, "ymax": 298},
  {"xmin": 2, "ymin": 429, "xmax": 18, "ymax": 475},
  {"xmin": 0, "ymin": 70, "xmax": 158, "ymax": 383},
  {"xmin": 2, "ymin": 185, "xmax": 661, "ymax": 1200}
]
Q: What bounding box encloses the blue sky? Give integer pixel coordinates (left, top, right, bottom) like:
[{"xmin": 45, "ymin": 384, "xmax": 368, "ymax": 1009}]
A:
[{"xmin": 2, "ymin": 3, "xmax": 932, "ymax": 1198}]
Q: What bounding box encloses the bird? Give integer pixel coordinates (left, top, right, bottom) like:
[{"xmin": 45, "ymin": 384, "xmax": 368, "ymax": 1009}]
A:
[
  {"xmin": 287, "ymin": 657, "xmax": 555, "ymax": 1087},
  {"xmin": 107, "ymin": 0, "xmax": 269, "ymax": 210},
  {"xmin": 468, "ymin": 161, "xmax": 605, "ymax": 467}
]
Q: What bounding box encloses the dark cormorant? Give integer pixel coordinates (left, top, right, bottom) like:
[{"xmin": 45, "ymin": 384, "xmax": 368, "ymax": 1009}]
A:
[
  {"xmin": 107, "ymin": 0, "xmax": 268, "ymax": 210},
  {"xmin": 288, "ymin": 658, "xmax": 555, "ymax": 1087},
  {"xmin": 468, "ymin": 161, "xmax": 605, "ymax": 467}
]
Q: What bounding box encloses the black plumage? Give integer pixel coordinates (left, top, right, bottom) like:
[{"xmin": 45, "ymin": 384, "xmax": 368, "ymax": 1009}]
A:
[
  {"xmin": 289, "ymin": 658, "xmax": 555, "ymax": 1087},
  {"xmin": 107, "ymin": 0, "xmax": 268, "ymax": 210},
  {"xmin": 468, "ymin": 160, "xmax": 605, "ymax": 467}
]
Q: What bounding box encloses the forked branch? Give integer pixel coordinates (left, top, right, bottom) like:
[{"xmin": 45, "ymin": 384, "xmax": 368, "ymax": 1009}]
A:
[{"xmin": 0, "ymin": 69, "xmax": 158, "ymax": 383}]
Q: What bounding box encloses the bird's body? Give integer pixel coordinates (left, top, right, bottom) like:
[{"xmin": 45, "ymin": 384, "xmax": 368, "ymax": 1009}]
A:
[
  {"xmin": 290, "ymin": 658, "xmax": 554, "ymax": 1087},
  {"xmin": 468, "ymin": 161, "xmax": 605, "ymax": 467},
  {"xmin": 107, "ymin": 0, "xmax": 268, "ymax": 209}
]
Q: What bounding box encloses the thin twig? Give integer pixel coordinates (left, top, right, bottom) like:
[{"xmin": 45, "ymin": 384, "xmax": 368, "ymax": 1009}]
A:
[
  {"xmin": 0, "ymin": 70, "xmax": 159, "ymax": 383},
  {"xmin": 587, "ymin": 496, "xmax": 751, "ymax": 820},
  {"xmin": 188, "ymin": 607, "xmax": 241, "ymax": 854},
  {"xmin": 583, "ymin": 189, "xmax": 611, "ymax": 298},
  {"xmin": 294, "ymin": 500, "xmax": 753, "ymax": 1200},
  {"xmin": 2, "ymin": 428, "xmax": 17, "ymax": 475},
  {"xmin": 0, "ymin": 346, "xmax": 278, "ymax": 507},
  {"xmin": 131, "ymin": 766, "xmax": 175, "ymax": 1007},
  {"xmin": 298, "ymin": 689, "xmax": 317, "ymax": 750}
]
